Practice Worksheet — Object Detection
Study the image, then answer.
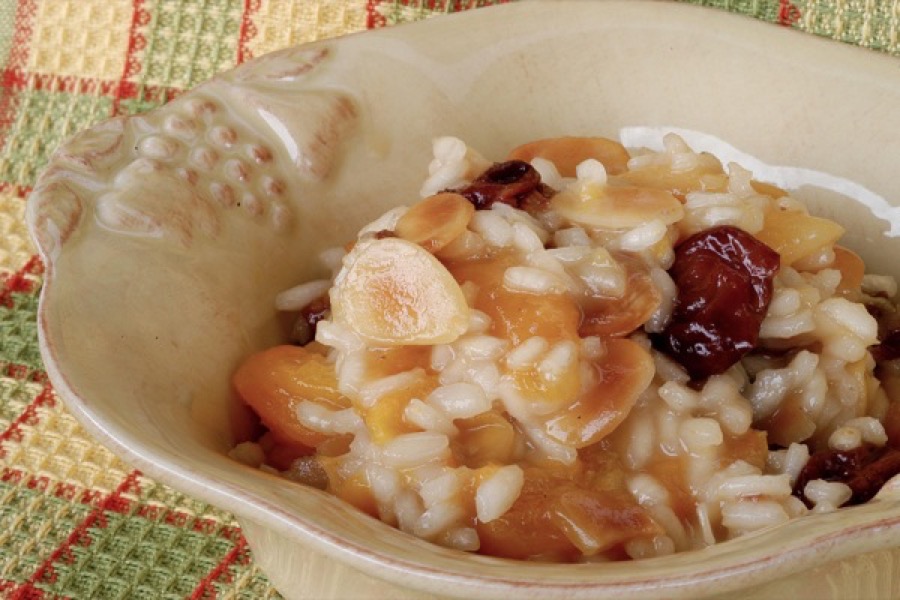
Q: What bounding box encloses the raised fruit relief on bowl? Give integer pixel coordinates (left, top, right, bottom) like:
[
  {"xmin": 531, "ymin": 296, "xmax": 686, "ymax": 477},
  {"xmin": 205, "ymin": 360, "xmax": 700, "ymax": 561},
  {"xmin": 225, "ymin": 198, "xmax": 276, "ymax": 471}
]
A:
[{"xmin": 231, "ymin": 133, "xmax": 900, "ymax": 562}]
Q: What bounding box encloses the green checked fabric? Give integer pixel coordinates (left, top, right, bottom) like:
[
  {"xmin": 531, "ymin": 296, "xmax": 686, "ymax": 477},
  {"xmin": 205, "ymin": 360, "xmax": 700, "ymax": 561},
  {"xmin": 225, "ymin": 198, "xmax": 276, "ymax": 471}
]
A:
[{"xmin": 0, "ymin": 0, "xmax": 896, "ymax": 598}]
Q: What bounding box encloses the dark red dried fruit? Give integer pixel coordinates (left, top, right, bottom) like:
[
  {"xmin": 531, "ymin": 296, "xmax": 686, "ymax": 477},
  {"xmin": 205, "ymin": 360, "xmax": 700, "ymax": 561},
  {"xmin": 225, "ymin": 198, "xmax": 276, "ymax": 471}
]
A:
[
  {"xmin": 456, "ymin": 160, "xmax": 548, "ymax": 211},
  {"xmin": 872, "ymin": 329, "xmax": 900, "ymax": 363},
  {"xmin": 292, "ymin": 295, "xmax": 330, "ymax": 345},
  {"xmin": 793, "ymin": 443, "xmax": 900, "ymax": 506},
  {"xmin": 652, "ymin": 226, "xmax": 780, "ymax": 379}
]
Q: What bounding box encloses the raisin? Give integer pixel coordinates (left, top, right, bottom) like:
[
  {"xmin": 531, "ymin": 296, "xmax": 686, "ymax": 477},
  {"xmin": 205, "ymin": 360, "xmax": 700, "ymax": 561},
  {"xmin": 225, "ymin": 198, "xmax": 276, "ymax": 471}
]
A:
[
  {"xmin": 292, "ymin": 295, "xmax": 330, "ymax": 345},
  {"xmin": 456, "ymin": 160, "xmax": 549, "ymax": 211},
  {"xmin": 793, "ymin": 443, "xmax": 900, "ymax": 506},
  {"xmin": 872, "ymin": 329, "xmax": 900, "ymax": 363},
  {"xmin": 652, "ymin": 226, "xmax": 780, "ymax": 379}
]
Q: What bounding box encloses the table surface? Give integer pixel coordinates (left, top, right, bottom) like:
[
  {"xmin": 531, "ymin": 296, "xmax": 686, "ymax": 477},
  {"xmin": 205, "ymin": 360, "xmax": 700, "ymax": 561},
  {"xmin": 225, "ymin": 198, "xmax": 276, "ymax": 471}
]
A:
[{"xmin": 0, "ymin": 1, "xmax": 898, "ymax": 598}]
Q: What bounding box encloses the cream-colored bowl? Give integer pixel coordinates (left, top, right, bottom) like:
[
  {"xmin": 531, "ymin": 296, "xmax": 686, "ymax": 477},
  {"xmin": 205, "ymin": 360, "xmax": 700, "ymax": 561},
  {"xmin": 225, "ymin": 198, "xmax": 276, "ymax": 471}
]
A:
[{"xmin": 27, "ymin": 2, "xmax": 900, "ymax": 599}]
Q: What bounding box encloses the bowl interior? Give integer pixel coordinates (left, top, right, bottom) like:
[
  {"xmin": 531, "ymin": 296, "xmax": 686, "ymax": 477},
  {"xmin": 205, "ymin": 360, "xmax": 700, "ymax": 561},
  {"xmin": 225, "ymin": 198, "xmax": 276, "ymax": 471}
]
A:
[{"xmin": 29, "ymin": 2, "xmax": 900, "ymax": 598}]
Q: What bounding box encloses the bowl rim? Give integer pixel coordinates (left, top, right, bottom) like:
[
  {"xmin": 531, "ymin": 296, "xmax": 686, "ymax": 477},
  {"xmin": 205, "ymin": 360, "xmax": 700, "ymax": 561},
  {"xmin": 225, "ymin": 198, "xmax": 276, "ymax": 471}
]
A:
[{"xmin": 28, "ymin": 1, "xmax": 900, "ymax": 598}]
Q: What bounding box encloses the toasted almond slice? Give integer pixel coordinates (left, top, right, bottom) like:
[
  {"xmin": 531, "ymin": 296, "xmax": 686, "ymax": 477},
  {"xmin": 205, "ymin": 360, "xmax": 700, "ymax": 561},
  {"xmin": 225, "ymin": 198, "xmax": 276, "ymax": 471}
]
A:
[
  {"xmin": 331, "ymin": 238, "xmax": 470, "ymax": 345},
  {"xmin": 508, "ymin": 137, "xmax": 631, "ymax": 176},
  {"xmin": 395, "ymin": 192, "xmax": 475, "ymax": 253},
  {"xmin": 552, "ymin": 182, "xmax": 683, "ymax": 230},
  {"xmin": 831, "ymin": 245, "xmax": 865, "ymax": 295}
]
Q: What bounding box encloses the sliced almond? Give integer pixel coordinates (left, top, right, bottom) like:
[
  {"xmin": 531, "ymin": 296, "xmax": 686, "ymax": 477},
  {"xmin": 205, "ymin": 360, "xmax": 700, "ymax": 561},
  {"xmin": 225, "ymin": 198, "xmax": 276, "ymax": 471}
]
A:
[
  {"xmin": 507, "ymin": 136, "xmax": 631, "ymax": 176},
  {"xmin": 394, "ymin": 192, "xmax": 474, "ymax": 253},
  {"xmin": 552, "ymin": 181, "xmax": 683, "ymax": 230},
  {"xmin": 331, "ymin": 237, "xmax": 470, "ymax": 345}
]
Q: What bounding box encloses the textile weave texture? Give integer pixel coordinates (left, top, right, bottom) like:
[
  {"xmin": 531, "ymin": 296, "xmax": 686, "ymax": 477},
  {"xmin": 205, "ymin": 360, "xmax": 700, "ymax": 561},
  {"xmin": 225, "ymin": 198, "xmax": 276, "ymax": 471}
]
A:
[{"xmin": 0, "ymin": 0, "xmax": 897, "ymax": 598}]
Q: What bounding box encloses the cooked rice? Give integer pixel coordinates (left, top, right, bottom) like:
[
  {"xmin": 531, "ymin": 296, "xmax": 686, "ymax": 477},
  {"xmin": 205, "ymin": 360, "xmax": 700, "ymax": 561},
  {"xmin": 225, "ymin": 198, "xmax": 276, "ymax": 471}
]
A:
[{"xmin": 237, "ymin": 132, "xmax": 900, "ymax": 563}]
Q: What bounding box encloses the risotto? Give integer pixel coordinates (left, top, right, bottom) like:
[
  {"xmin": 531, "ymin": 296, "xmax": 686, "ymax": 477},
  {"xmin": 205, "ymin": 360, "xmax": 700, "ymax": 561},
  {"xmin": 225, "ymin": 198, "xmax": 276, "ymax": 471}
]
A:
[{"xmin": 230, "ymin": 134, "xmax": 900, "ymax": 562}]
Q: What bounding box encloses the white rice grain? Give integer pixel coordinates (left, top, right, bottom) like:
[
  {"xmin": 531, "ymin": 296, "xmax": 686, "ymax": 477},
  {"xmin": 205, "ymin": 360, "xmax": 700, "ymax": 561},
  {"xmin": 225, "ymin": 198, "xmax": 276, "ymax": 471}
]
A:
[
  {"xmin": 455, "ymin": 335, "xmax": 508, "ymax": 361},
  {"xmin": 427, "ymin": 382, "xmax": 491, "ymax": 419},
  {"xmin": 645, "ymin": 267, "xmax": 677, "ymax": 333},
  {"xmin": 538, "ymin": 341, "xmax": 577, "ymax": 379},
  {"xmin": 415, "ymin": 501, "xmax": 465, "ymax": 539},
  {"xmin": 554, "ymin": 227, "xmax": 591, "ymax": 248},
  {"xmin": 680, "ymin": 418, "xmax": 724, "ymax": 452},
  {"xmin": 617, "ymin": 220, "xmax": 667, "ymax": 252},
  {"xmin": 506, "ymin": 337, "xmax": 549, "ymax": 369},
  {"xmin": 804, "ymin": 479, "xmax": 852, "ymax": 510},
  {"xmin": 419, "ymin": 469, "xmax": 462, "ymax": 508},
  {"xmin": 446, "ymin": 527, "xmax": 481, "ymax": 552},
  {"xmin": 862, "ymin": 274, "xmax": 898, "ymax": 298},
  {"xmin": 531, "ymin": 157, "xmax": 564, "ymax": 190},
  {"xmin": 575, "ymin": 158, "xmax": 607, "ymax": 184},
  {"xmin": 829, "ymin": 426, "xmax": 863, "ymax": 451},
  {"xmin": 504, "ymin": 266, "xmax": 567, "ymax": 294},
  {"xmin": 715, "ymin": 474, "xmax": 792, "ymax": 500},
  {"xmin": 658, "ymin": 381, "xmax": 699, "ymax": 414},
  {"xmin": 382, "ymin": 432, "xmax": 450, "ymax": 469},
  {"xmin": 466, "ymin": 310, "xmax": 492, "ymax": 334},
  {"xmin": 512, "ymin": 221, "xmax": 545, "ymax": 254},
  {"xmin": 404, "ymin": 399, "xmax": 458, "ymax": 436},
  {"xmin": 471, "ymin": 211, "xmax": 514, "ymax": 248},
  {"xmin": 359, "ymin": 369, "xmax": 427, "ymax": 409},
  {"xmin": 721, "ymin": 500, "xmax": 790, "ymax": 531},
  {"xmin": 476, "ymin": 465, "xmax": 524, "ymax": 523},
  {"xmin": 843, "ymin": 417, "xmax": 888, "ymax": 446}
]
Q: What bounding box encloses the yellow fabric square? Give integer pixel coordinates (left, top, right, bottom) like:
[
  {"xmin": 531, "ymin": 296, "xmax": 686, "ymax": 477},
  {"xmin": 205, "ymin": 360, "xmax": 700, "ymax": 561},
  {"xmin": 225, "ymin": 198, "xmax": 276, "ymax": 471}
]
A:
[
  {"xmin": 27, "ymin": 0, "xmax": 135, "ymax": 80},
  {"xmin": 0, "ymin": 193, "xmax": 33, "ymax": 275},
  {"xmin": 248, "ymin": 0, "xmax": 367, "ymax": 58}
]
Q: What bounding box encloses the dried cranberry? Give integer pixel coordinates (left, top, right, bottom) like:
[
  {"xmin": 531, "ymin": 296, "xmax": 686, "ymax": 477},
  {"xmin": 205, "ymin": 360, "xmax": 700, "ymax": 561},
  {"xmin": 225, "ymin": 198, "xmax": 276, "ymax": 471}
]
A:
[
  {"xmin": 456, "ymin": 160, "xmax": 547, "ymax": 211},
  {"xmin": 793, "ymin": 443, "xmax": 900, "ymax": 506},
  {"xmin": 652, "ymin": 226, "xmax": 780, "ymax": 379}
]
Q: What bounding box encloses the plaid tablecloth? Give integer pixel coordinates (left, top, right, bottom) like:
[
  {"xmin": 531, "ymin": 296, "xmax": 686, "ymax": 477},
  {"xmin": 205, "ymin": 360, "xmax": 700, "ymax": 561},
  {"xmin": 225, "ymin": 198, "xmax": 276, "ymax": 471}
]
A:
[{"xmin": 0, "ymin": 1, "xmax": 897, "ymax": 598}]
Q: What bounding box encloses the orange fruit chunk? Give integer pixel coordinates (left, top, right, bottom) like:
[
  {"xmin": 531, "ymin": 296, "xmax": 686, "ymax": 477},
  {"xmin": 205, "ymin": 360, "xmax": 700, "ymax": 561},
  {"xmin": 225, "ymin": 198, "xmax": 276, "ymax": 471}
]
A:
[
  {"xmin": 476, "ymin": 469, "xmax": 580, "ymax": 561},
  {"xmin": 754, "ymin": 209, "xmax": 844, "ymax": 266},
  {"xmin": 549, "ymin": 486, "xmax": 662, "ymax": 555},
  {"xmin": 364, "ymin": 377, "xmax": 437, "ymax": 444},
  {"xmin": 543, "ymin": 338, "xmax": 654, "ymax": 448},
  {"xmin": 579, "ymin": 255, "xmax": 661, "ymax": 338},
  {"xmin": 455, "ymin": 411, "xmax": 517, "ymax": 468},
  {"xmin": 232, "ymin": 345, "xmax": 349, "ymax": 448}
]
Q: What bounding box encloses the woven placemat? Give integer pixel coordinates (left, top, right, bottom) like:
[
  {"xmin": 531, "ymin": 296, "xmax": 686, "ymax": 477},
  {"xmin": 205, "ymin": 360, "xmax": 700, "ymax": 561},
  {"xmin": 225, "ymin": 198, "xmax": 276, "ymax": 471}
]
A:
[{"xmin": 0, "ymin": 1, "xmax": 896, "ymax": 598}]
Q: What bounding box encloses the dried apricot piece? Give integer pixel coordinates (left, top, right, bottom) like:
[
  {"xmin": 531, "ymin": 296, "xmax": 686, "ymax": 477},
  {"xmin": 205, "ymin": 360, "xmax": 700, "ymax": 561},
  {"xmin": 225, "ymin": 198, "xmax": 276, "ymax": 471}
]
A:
[
  {"xmin": 364, "ymin": 377, "xmax": 436, "ymax": 443},
  {"xmin": 544, "ymin": 338, "xmax": 654, "ymax": 448},
  {"xmin": 549, "ymin": 486, "xmax": 662, "ymax": 555},
  {"xmin": 580, "ymin": 255, "xmax": 661, "ymax": 338},
  {"xmin": 755, "ymin": 209, "xmax": 844, "ymax": 266},
  {"xmin": 455, "ymin": 411, "xmax": 517, "ymax": 468},
  {"xmin": 476, "ymin": 469, "xmax": 580, "ymax": 561},
  {"xmin": 232, "ymin": 345, "xmax": 349, "ymax": 448},
  {"xmin": 449, "ymin": 253, "xmax": 582, "ymax": 345}
]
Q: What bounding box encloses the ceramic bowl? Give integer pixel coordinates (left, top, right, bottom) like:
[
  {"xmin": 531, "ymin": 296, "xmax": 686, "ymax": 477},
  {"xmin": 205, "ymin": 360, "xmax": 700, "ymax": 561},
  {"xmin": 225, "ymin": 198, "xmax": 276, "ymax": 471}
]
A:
[{"xmin": 27, "ymin": 2, "xmax": 900, "ymax": 598}]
